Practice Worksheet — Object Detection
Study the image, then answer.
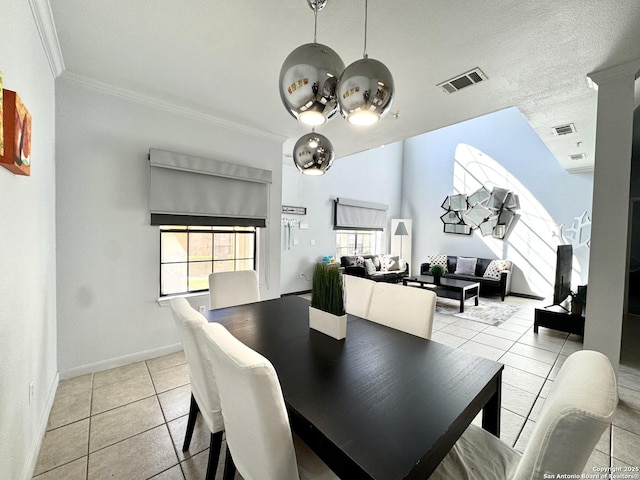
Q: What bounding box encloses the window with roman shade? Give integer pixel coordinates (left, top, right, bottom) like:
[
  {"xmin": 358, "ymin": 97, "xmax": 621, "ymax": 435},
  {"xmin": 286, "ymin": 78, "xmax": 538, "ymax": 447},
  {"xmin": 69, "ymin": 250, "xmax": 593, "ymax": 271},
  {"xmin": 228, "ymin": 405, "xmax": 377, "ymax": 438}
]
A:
[
  {"xmin": 148, "ymin": 148, "xmax": 272, "ymax": 227},
  {"xmin": 333, "ymin": 198, "xmax": 388, "ymax": 230}
]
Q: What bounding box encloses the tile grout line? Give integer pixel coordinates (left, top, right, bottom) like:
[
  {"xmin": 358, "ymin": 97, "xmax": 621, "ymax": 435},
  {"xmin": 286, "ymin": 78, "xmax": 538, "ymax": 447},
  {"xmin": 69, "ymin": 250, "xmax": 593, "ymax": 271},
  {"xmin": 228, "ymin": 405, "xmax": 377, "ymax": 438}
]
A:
[
  {"xmin": 145, "ymin": 359, "xmax": 184, "ymax": 478},
  {"xmin": 509, "ymin": 338, "xmax": 565, "ymax": 450},
  {"xmin": 86, "ymin": 372, "xmax": 94, "ymax": 480}
]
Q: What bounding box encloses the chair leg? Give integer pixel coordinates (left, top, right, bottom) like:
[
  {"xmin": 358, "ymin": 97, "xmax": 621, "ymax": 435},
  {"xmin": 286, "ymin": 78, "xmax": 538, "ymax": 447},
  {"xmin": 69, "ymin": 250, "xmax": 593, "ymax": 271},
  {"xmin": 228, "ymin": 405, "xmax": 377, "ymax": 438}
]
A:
[
  {"xmin": 223, "ymin": 445, "xmax": 236, "ymax": 480},
  {"xmin": 182, "ymin": 393, "xmax": 200, "ymax": 451},
  {"xmin": 205, "ymin": 431, "xmax": 223, "ymax": 480}
]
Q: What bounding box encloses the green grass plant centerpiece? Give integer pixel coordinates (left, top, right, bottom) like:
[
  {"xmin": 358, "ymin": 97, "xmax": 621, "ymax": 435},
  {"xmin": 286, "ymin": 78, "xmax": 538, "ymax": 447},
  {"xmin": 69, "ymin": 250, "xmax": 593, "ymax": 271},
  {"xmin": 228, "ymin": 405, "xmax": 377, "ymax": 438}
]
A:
[
  {"xmin": 430, "ymin": 264, "xmax": 445, "ymax": 277},
  {"xmin": 311, "ymin": 263, "xmax": 346, "ymax": 316},
  {"xmin": 430, "ymin": 264, "xmax": 445, "ymax": 285},
  {"xmin": 309, "ymin": 263, "xmax": 347, "ymax": 340}
]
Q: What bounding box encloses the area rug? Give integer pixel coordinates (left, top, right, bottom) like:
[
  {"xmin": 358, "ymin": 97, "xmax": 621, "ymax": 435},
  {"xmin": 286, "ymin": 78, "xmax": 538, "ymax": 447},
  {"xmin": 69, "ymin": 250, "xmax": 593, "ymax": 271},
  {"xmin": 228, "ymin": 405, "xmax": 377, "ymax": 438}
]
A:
[{"xmin": 435, "ymin": 299, "xmax": 520, "ymax": 326}]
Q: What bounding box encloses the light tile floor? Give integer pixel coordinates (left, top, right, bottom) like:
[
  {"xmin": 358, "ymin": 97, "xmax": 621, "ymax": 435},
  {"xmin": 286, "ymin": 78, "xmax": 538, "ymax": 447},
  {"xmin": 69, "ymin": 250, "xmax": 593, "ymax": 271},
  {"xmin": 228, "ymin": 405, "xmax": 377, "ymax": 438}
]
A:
[{"xmin": 33, "ymin": 295, "xmax": 640, "ymax": 479}]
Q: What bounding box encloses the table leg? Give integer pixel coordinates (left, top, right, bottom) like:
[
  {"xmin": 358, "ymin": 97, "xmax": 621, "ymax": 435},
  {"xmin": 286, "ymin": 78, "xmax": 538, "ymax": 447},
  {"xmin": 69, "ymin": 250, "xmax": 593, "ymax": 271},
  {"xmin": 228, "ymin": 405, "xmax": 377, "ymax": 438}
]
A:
[
  {"xmin": 482, "ymin": 372, "xmax": 502, "ymax": 437},
  {"xmin": 459, "ymin": 291, "xmax": 465, "ymax": 313},
  {"xmin": 474, "ymin": 286, "xmax": 479, "ymax": 306}
]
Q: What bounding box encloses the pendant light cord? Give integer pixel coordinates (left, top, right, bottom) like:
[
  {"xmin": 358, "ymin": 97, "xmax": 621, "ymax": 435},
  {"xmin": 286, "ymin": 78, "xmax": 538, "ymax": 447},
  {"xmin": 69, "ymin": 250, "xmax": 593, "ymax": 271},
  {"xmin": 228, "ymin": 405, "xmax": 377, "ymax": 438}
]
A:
[
  {"xmin": 363, "ymin": 0, "xmax": 368, "ymax": 59},
  {"xmin": 313, "ymin": 4, "xmax": 318, "ymax": 43}
]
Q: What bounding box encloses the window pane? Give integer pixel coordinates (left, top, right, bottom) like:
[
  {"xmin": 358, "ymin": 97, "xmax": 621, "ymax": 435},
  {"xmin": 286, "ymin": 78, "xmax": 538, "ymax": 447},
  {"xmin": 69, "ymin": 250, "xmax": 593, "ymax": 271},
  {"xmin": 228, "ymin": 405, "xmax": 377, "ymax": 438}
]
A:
[
  {"xmin": 160, "ymin": 226, "xmax": 256, "ymax": 297},
  {"xmin": 214, "ymin": 233, "xmax": 234, "ymax": 260},
  {"xmin": 189, "ymin": 233, "xmax": 213, "ymax": 261},
  {"xmin": 360, "ymin": 232, "xmax": 376, "ymax": 254},
  {"xmin": 188, "ymin": 261, "xmax": 213, "ymax": 291},
  {"xmin": 213, "ymin": 260, "xmax": 234, "ymax": 272},
  {"xmin": 235, "ymin": 259, "xmax": 253, "ymax": 270},
  {"xmin": 336, "ymin": 232, "xmax": 355, "ymax": 257},
  {"xmin": 236, "ymin": 233, "xmax": 255, "ymax": 259},
  {"xmin": 161, "ymin": 263, "xmax": 187, "ymax": 295},
  {"xmin": 161, "ymin": 232, "xmax": 187, "ymax": 263}
]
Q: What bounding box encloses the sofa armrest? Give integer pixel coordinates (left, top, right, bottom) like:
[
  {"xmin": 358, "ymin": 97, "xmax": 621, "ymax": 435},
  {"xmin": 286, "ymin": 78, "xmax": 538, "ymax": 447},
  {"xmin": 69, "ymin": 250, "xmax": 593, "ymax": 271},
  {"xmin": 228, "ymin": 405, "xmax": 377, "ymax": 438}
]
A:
[
  {"xmin": 499, "ymin": 270, "xmax": 512, "ymax": 300},
  {"xmin": 420, "ymin": 262, "xmax": 431, "ymax": 275}
]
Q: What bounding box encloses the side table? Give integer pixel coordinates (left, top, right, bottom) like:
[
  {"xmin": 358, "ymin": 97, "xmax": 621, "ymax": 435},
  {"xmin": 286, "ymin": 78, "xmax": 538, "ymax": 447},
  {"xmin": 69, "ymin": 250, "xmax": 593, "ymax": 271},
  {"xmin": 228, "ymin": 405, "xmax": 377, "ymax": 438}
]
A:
[{"xmin": 534, "ymin": 303, "xmax": 584, "ymax": 336}]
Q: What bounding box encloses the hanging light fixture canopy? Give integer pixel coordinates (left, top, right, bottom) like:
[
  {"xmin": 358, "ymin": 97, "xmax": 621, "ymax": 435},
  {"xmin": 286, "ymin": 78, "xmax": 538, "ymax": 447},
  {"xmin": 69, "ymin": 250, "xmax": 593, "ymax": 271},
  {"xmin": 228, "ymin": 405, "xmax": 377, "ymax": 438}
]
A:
[
  {"xmin": 279, "ymin": 0, "xmax": 345, "ymax": 127},
  {"xmin": 337, "ymin": 0, "xmax": 394, "ymax": 125},
  {"xmin": 293, "ymin": 131, "xmax": 335, "ymax": 175}
]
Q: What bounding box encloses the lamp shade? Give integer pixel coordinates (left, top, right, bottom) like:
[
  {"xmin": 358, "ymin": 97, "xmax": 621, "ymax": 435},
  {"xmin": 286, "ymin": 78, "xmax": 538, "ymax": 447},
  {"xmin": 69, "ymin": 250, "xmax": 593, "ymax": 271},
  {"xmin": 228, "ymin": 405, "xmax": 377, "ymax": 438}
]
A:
[
  {"xmin": 337, "ymin": 57, "xmax": 394, "ymax": 125},
  {"xmin": 292, "ymin": 132, "xmax": 335, "ymax": 175},
  {"xmin": 394, "ymin": 221, "xmax": 408, "ymax": 236},
  {"xmin": 279, "ymin": 43, "xmax": 345, "ymax": 126}
]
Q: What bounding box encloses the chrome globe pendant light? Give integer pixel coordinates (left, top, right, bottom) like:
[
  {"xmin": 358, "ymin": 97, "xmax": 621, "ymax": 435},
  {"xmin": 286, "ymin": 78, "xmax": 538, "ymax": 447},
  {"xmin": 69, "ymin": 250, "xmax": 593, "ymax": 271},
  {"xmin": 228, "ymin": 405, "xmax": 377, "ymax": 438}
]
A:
[
  {"xmin": 292, "ymin": 129, "xmax": 335, "ymax": 175},
  {"xmin": 279, "ymin": 0, "xmax": 345, "ymax": 127},
  {"xmin": 337, "ymin": 0, "xmax": 394, "ymax": 126}
]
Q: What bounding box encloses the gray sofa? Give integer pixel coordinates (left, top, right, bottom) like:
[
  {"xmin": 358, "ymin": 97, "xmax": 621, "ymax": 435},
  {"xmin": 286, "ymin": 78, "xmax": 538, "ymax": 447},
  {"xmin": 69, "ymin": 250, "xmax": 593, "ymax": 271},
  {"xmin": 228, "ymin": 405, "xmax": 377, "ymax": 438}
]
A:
[{"xmin": 420, "ymin": 255, "xmax": 512, "ymax": 301}]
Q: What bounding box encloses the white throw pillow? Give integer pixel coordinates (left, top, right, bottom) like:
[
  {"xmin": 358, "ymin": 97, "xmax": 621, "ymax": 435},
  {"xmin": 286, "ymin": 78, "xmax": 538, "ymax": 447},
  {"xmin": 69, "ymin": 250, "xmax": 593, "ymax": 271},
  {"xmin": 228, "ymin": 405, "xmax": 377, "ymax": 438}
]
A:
[
  {"xmin": 455, "ymin": 257, "xmax": 477, "ymax": 275},
  {"xmin": 428, "ymin": 255, "xmax": 448, "ymax": 273},
  {"xmin": 483, "ymin": 259, "xmax": 508, "ymax": 279},
  {"xmin": 386, "ymin": 255, "xmax": 400, "ymax": 271},
  {"xmin": 364, "ymin": 258, "xmax": 376, "ymax": 275}
]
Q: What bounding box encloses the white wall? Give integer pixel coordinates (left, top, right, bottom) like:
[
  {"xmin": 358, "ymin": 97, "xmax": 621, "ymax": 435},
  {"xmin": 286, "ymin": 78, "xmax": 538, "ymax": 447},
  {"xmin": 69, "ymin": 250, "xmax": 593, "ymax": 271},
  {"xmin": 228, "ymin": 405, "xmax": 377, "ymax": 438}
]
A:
[
  {"xmin": 280, "ymin": 142, "xmax": 404, "ymax": 294},
  {"xmin": 402, "ymin": 107, "xmax": 594, "ymax": 297},
  {"xmin": 0, "ymin": 2, "xmax": 58, "ymax": 479},
  {"xmin": 55, "ymin": 80, "xmax": 283, "ymax": 376}
]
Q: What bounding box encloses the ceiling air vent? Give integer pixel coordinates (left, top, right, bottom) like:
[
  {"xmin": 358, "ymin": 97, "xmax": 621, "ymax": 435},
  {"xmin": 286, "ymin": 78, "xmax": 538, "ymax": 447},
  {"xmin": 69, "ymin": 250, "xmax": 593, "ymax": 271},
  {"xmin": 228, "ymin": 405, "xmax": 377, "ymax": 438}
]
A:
[
  {"xmin": 569, "ymin": 153, "xmax": 586, "ymax": 161},
  {"xmin": 552, "ymin": 123, "xmax": 576, "ymax": 136},
  {"xmin": 437, "ymin": 68, "xmax": 487, "ymax": 94}
]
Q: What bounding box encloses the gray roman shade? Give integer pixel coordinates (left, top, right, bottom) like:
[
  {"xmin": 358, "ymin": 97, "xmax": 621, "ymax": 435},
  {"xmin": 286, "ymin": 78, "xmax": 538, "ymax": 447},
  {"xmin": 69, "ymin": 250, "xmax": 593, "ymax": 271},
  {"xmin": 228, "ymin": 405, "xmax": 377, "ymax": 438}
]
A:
[
  {"xmin": 149, "ymin": 148, "xmax": 272, "ymax": 227},
  {"xmin": 334, "ymin": 198, "xmax": 388, "ymax": 230}
]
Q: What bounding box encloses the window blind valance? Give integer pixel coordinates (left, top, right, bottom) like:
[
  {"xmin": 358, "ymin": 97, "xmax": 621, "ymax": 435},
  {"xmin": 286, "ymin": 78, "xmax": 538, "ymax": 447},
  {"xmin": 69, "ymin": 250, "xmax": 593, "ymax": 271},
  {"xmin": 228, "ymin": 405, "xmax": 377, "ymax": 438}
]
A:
[
  {"xmin": 334, "ymin": 198, "xmax": 388, "ymax": 230},
  {"xmin": 149, "ymin": 148, "xmax": 272, "ymax": 227}
]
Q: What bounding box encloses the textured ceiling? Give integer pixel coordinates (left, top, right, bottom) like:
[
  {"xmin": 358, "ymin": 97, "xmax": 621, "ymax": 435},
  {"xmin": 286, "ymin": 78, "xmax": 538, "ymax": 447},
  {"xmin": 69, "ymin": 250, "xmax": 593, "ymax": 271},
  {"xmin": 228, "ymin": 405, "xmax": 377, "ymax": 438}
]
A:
[{"xmin": 49, "ymin": 0, "xmax": 640, "ymax": 171}]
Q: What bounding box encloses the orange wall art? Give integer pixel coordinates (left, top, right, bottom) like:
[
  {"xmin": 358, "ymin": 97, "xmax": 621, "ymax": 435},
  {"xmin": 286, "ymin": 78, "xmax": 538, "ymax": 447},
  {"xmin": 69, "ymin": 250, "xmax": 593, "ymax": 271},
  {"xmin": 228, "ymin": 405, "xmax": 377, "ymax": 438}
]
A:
[{"xmin": 0, "ymin": 89, "xmax": 31, "ymax": 176}]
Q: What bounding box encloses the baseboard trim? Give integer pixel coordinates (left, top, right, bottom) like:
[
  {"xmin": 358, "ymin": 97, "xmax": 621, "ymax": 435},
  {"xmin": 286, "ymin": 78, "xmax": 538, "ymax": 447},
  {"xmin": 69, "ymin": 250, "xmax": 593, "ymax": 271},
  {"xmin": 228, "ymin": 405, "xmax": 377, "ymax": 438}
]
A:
[
  {"xmin": 282, "ymin": 290, "xmax": 312, "ymax": 296},
  {"xmin": 509, "ymin": 292, "xmax": 545, "ymax": 300},
  {"xmin": 59, "ymin": 343, "xmax": 183, "ymax": 379},
  {"xmin": 22, "ymin": 372, "xmax": 59, "ymax": 480}
]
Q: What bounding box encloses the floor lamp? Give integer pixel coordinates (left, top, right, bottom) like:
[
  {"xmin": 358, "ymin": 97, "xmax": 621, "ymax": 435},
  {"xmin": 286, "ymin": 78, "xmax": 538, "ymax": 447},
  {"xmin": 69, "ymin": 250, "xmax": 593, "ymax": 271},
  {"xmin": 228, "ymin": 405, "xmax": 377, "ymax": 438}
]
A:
[{"xmin": 394, "ymin": 221, "xmax": 408, "ymax": 259}]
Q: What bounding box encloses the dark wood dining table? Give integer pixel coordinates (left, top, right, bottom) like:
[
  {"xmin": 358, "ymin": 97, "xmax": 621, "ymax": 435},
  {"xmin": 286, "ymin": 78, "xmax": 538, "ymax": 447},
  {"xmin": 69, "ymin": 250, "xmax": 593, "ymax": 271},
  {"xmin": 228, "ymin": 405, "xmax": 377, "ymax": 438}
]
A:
[{"xmin": 203, "ymin": 295, "xmax": 503, "ymax": 480}]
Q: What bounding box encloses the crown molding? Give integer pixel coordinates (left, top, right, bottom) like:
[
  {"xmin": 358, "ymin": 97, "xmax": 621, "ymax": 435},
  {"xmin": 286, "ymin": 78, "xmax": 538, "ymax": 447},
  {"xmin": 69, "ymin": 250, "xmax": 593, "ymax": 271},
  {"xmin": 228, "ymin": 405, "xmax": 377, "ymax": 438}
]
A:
[
  {"xmin": 58, "ymin": 71, "xmax": 286, "ymax": 143},
  {"xmin": 28, "ymin": 0, "xmax": 65, "ymax": 78}
]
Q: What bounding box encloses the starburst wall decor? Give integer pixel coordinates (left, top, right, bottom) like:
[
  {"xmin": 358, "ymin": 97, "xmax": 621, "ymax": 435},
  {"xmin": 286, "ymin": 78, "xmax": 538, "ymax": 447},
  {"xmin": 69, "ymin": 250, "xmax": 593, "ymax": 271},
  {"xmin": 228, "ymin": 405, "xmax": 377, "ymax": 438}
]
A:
[{"xmin": 440, "ymin": 186, "xmax": 520, "ymax": 239}]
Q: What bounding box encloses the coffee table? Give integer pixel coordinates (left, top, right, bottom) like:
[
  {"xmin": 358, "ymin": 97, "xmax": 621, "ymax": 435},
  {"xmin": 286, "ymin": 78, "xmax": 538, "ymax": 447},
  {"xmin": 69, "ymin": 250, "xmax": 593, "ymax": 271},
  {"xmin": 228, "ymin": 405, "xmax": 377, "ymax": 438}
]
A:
[{"xmin": 403, "ymin": 274, "xmax": 480, "ymax": 313}]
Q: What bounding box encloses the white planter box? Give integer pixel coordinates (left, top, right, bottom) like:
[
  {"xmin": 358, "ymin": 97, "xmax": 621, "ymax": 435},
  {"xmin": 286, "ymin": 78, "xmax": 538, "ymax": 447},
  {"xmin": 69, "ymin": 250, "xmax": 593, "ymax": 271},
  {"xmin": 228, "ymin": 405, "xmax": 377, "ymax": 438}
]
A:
[{"xmin": 309, "ymin": 306, "xmax": 347, "ymax": 340}]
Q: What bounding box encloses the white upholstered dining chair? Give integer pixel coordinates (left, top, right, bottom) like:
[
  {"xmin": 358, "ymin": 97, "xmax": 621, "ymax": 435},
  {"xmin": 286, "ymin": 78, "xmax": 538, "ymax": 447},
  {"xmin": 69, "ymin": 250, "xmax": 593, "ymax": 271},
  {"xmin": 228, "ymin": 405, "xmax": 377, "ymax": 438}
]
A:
[
  {"xmin": 430, "ymin": 350, "xmax": 618, "ymax": 479},
  {"xmin": 209, "ymin": 270, "xmax": 260, "ymax": 309},
  {"xmin": 168, "ymin": 298, "xmax": 225, "ymax": 480},
  {"xmin": 343, "ymin": 274, "xmax": 375, "ymax": 319},
  {"xmin": 201, "ymin": 322, "xmax": 339, "ymax": 480},
  {"xmin": 366, "ymin": 282, "xmax": 437, "ymax": 339}
]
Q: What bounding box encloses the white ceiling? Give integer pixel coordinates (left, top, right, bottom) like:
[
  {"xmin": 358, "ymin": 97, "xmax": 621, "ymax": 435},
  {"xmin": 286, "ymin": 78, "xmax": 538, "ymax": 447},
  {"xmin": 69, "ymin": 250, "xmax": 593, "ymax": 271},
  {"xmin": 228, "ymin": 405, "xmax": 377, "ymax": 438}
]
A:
[{"xmin": 47, "ymin": 0, "xmax": 640, "ymax": 171}]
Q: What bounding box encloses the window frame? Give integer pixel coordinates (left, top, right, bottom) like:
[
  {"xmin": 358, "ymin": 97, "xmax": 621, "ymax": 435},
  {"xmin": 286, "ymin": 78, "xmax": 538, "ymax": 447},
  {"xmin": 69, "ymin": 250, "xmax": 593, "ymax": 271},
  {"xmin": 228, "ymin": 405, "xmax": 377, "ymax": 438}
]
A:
[
  {"xmin": 335, "ymin": 229, "xmax": 384, "ymax": 258},
  {"xmin": 159, "ymin": 225, "xmax": 257, "ymax": 297}
]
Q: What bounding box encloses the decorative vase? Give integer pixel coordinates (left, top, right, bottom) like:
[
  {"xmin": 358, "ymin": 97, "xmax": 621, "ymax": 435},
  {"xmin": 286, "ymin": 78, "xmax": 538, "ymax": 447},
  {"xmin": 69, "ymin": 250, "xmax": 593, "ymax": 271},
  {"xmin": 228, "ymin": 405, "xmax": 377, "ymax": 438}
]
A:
[
  {"xmin": 309, "ymin": 306, "xmax": 347, "ymax": 340},
  {"xmin": 434, "ymin": 275, "xmax": 441, "ymax": 285}
]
